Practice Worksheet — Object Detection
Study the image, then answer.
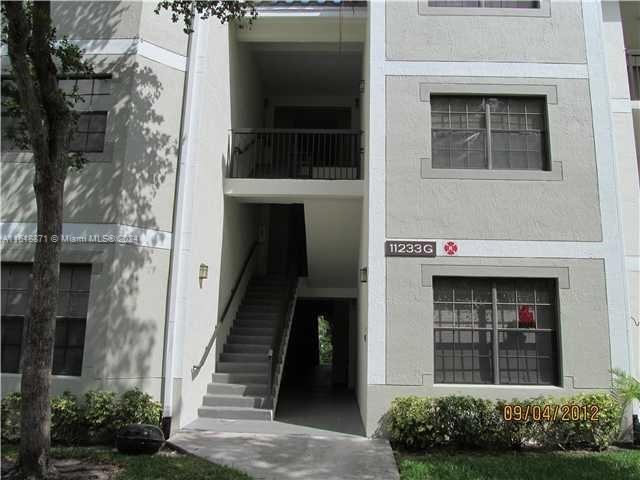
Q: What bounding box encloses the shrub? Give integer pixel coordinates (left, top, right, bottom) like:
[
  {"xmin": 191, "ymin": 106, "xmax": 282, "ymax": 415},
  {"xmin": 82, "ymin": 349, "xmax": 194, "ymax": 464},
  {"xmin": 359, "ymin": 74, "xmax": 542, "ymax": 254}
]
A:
[
  {"xmin": 1, "ymin": 392, "xmax": 22, "ymax": 443},
  {"xmin": 115, "ymin": 388, "xmax": 162, "ymax": 431},
  {"xmin": 51, "ymin": 391, "xmax": 85, "ymax": 445},
  {"xmin": 388, "ymin": 393, "xmax": 622, "ymax": 452},
  {"xmin": 84, "ymin": 390, "xmax": 119, "ymax": 443},
  {"xmin": 1, "ymin": 388, "xmax": 163, "ymax": 446}
]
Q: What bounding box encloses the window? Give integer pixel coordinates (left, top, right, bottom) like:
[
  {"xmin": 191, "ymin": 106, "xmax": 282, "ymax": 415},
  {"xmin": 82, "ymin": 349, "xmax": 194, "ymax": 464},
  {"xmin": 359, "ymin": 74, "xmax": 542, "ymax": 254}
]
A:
[
  {"xmin": 428, "ymin": 1, "xmax": 539, "ymax": 8},
  {"xmin": 431, "ymin": 96, "xmax": 548, "ymax": 171},
  {"xmin": 433, "ymin": 277, "xmax": 558, "ymax": 385},
  {"xmin": 69, "ymin": 112, "xmax": 107, "ymax": 153},
  {"xmin": 1, "ymin": 76, "xmax": 110, "ymax": 154},
  {"xmin": 0, "ymin": 263, "xmax": 91, "ymax": 376}
]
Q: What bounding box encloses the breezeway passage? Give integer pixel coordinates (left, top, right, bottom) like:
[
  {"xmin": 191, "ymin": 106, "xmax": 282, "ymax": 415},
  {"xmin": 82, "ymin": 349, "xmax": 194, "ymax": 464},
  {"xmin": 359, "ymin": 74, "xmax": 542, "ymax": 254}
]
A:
[{"xmin": 170, "ymin": 423, "xmax": 399, "ymax": 480}]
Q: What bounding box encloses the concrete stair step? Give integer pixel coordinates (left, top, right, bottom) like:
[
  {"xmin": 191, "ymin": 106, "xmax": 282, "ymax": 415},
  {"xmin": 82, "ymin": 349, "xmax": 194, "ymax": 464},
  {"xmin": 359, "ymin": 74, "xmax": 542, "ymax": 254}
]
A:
[
  {"xmin": 220, "ymin": 352, "xmax": 269, "ymax": 363},
  {"xmin": 235, "ymin": 318, "xmax": 276, "ymax": 329},
  {"xmin": 236, "ymin": 312, "xmax": 281, "ymax": 320},
  {"xmin": 239, "ymin": 304, "xmax": 282, "ymax": 312},
  {"xmin": 212, "ymin": 372, "xmax": 269, "ymax": 384},
  {"xmin": 198, "ymin": 406, "xmax": 272, "ymax": 421},
  {"xmin": 202, "ymin": 394, "xmax": 265, "ymax": 408},
  {"xmin": 231, "ymin": 326, "xmax": 274, "ymax": 337},
  {"xmin": 216, "ymin": 361, "xmax": 268, "ymax": 374},
  {"xmin": 227, "ymin": 335, "xmax": 273, "ymax": 345},
  {"xmin": 207, "ymin": 382, "xmax": 269, "ymax": 396},
  {"xmin": 224, "ymin": 343, "xmax": 270, "ymax": 354}
]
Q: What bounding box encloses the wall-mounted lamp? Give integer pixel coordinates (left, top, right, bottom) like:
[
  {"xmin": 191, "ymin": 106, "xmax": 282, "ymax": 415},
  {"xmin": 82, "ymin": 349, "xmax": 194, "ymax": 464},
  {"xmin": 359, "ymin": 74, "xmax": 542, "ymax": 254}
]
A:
[
  {"xmin": 198, "ymin": 263, "xmax": 209, "ymax": 289},
  {"xmin": 359, "ymin": 267, "xmax": 368, "ymax": 283}
]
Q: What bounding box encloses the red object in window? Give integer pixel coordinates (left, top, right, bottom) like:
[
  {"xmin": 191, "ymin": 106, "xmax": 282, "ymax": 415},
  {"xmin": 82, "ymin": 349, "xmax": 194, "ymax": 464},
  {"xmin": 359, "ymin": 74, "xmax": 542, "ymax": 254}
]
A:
[
  {"xmin": 518, "ymin": 305, "xmax": 535, "ymax": 328},
  {"xmin": 444, "ymin": 241, "xmax": 458, "ymax": 256}
]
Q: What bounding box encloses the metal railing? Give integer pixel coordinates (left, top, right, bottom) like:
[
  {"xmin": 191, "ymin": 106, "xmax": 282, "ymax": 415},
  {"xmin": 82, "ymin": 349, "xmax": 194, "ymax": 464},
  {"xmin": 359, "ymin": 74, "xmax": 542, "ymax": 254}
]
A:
[
  {"xmin": 266, "ymin": 270, "xmax": 299, "ymax": 410},
  {"xmin": 627, "ymin": 50, "xmax": 640, "ymax": 101},
  {"xmin": 229, "ymin": 129, "xmax": 362, "ymax": 180},
  {"xmin": 191, "ymin": 241, "xmax": 258, "ymax": 376}
]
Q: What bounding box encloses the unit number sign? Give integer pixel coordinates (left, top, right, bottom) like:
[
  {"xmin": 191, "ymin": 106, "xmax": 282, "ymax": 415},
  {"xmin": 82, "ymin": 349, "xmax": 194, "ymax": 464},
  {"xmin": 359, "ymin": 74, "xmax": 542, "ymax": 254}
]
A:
[{"xmin": 385, "ymin": 241, "xmax": 436, "ymax": 257}]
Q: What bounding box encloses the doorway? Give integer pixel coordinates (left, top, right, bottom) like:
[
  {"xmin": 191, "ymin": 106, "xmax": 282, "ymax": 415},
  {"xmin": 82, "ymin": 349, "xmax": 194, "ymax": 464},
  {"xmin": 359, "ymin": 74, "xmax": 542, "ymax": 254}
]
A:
[{"xmin": 275, "ymin": 298, "xmax": 363, "ymax": 435}]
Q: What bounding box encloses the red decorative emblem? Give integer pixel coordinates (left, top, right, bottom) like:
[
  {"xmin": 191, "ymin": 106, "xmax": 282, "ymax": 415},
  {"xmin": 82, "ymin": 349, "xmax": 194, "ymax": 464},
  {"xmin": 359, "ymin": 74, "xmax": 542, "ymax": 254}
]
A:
[
  {"xmin": 444, "ymin": 241, "xmax": 458, "ymax": 256},
  {"xmin": 518, "ymin": 305, "xmax": 535, "ymax": 328}
]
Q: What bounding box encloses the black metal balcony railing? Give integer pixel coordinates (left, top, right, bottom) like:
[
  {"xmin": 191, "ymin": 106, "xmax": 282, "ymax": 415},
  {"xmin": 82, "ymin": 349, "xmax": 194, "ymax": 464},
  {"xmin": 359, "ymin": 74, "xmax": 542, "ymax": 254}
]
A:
[
  {"xmin": 627, "ymin": 50, "xmax": 640, "ymax": 100},
  {"xmin": 229, "ymin": 129, "xmax": 362, "ymax": 180}
]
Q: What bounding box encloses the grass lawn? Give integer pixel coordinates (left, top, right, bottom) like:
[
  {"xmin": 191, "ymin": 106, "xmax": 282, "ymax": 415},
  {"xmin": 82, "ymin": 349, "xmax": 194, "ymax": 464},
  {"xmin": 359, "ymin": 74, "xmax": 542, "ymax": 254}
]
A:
[
  {"xmin": 1, "ymin": 445, "xmax": 252, "ymax": 480},
  {"xmin": 397, "ymin": 450, "xmax": 640, "ymax": 480}
]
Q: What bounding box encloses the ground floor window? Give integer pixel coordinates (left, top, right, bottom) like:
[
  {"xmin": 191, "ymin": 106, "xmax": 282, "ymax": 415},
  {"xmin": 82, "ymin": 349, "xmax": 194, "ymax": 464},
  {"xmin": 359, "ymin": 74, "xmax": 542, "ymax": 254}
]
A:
[
  {"xmin": 1, "ymin": 263, "xmax": 91, "ymax": 376},
  {"xmin": 433, "ymin": 277, "xmax": 558, "ymax": 385}
]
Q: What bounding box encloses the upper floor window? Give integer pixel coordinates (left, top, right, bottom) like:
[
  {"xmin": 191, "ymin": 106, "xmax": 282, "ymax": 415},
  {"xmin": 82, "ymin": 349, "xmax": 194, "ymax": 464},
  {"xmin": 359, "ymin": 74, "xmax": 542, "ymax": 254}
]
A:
[
  {"xmin": 433, "ymin": 277, "xmax": 558, "ymax": 385},
  {"xmin": 428, "ymin": 1, "xmax": 540, "ymax": 8},
  {"xmin": 431, "ymin": 95, "xmax": 548, "ymax": 171},
  {"xmin": 1, "ymin": 76, "xmax": 110, "ymax": 154},
  {"xmin": 1, "ymin": 263, "xmax": 91, "ymax": 376}
]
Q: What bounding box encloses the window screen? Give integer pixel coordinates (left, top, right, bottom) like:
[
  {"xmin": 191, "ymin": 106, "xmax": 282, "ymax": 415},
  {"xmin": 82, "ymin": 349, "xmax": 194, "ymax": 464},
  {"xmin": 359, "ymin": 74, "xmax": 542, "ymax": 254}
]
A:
[
  {"xmin": 434, "ymin": 277, "xmax": 558, "ymax": 385},
  {"xmin": 431, "ymin": 96, "xmax": 548, "ymax": 171}
]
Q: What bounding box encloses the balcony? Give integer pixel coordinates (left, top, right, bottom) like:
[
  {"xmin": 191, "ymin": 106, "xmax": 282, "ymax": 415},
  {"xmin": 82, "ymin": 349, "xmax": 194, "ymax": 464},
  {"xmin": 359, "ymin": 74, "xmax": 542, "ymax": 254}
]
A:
[
  {"xmin": 228, "ymin": 129, "xmax": 362, "ymax": 180},
  {"xmin": 627, "ymin": 50, "xmax": 640, "ymax": 100}
]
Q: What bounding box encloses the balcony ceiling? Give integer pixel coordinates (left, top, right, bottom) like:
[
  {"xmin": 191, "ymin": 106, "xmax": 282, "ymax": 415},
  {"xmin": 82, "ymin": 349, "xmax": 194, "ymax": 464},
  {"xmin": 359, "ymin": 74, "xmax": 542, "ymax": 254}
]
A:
[{"xmin": 251, "ymin": 43, "xmax": 362, "ymax": 96}]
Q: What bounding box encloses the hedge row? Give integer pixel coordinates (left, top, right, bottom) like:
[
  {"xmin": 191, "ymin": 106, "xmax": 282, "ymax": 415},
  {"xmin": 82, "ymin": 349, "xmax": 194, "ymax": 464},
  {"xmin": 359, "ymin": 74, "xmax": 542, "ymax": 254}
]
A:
[
  {"xmin": 387, "ymin": 393, "xmax": 621, "ymax": 451},
  {"xmin": 1, "ymin": 389, "xmax": 162, "ymax": 445}
]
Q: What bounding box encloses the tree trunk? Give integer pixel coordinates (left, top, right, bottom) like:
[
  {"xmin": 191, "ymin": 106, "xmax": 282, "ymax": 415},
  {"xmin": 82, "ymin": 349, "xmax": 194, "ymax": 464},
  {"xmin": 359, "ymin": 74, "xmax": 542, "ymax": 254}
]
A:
[{"xmin": 19, "ymin": 169, "xmax": 66, "ymax": 479}]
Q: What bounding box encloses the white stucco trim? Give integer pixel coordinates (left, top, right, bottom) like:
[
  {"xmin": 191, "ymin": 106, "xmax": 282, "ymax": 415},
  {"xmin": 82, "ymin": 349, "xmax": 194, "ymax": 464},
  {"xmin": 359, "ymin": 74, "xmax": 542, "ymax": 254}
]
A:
[
  {"xmin": 1, "ymin": 38, "xmax": 187, "ymax": 72},
  {"xmin": 581, "ymin": 0, "xmax": 632, "ymax": 373},
  {"xmin": 383, "ymin": 61, "xmax": 588, "ymax": 79},
  {"xmin": 368, "ymin": 0, "xmax": 386, "ymax": 385},
  {"xmin": 224, "ymin": 179, "xmax": 364, "ymax": 200},
  {"xmin": 627, "ymin": 256, "xmax": 640, "ymax": 272},
  {"xmin": 0, "ymin": 222, "xmax": 172, "ymax": 250},
  {"xmin": 161, "ymin": 19, "xmax": 207, "ymax": 419}
]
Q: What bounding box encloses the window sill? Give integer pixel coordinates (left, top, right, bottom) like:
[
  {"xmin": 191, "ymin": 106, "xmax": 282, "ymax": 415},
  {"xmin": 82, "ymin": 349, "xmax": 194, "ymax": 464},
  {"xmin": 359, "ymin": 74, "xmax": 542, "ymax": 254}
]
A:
[
  {"xmin": 433, "ymin": 383, "xmax": 563, "ymax": 389},
  {"xmin": 1, "ymin": 372, "xmax": 83, "ymax": 379},
  {"xmin": 421, "ymin": 159, "xmax": 563, "ymax": 181},
  {"xmin": 1, "ymin": 149, "xmax": 114, "ymax": 164},
  {"xmin": 418, "ymin": 0, "xmax": 551, "ymax": 18}
]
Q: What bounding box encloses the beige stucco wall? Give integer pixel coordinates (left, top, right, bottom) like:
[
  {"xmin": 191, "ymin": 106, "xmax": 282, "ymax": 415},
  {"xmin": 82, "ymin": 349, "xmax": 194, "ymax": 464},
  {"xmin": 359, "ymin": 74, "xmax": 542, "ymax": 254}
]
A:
[
  {"xmin": 385, "ymin": 75, "xmax": 602, "ymax": 241},
  {"xmin": 0, "ymin": 242, "xmax": 170, "ymax": 400},
  {"xmin": 361, "ymin": 256, "xmax": 611, "ymax": 436},
  {"xmin": 1, "ymin": 1, "xmax": 187, "ymax": 401},
  {"xmin": 386, "ymin": 0, "xmax": 586, "ymax": 63},
  {"xmin": 1, "ymin": 52, "xmax": 184, "ymax": 232}
]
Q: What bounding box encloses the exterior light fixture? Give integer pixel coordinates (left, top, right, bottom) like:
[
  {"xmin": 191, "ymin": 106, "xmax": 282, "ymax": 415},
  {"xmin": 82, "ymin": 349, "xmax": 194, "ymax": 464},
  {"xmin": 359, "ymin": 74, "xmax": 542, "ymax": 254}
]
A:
[
  {"xmin": 359, "ymin": 267, "xmax": 368, "ymax": 283},
  {"xmin": 198, "ymin": 263, "xmax": 208, "ymax": 288}
]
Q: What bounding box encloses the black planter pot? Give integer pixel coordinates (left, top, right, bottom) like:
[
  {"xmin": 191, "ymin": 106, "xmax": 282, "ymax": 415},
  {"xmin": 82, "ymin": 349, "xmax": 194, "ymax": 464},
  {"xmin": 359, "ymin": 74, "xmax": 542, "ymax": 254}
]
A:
[{"xmin": 116, "ymin": 424, "xmax": 165, "ymax": 455}]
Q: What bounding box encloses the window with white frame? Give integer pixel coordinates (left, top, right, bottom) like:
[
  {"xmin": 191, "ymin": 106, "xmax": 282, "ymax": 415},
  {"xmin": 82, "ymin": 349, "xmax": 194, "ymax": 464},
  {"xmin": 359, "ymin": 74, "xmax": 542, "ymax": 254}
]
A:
[
  {"xmin": 1, "ymin": 263, "xmax": 91, "ymax": 376},
  {"xmin": 431, "ymin": 95, "xmax": 548, "ymax": 171},
  {"xmin": 428, "ymin": 1, "xmax": 540, "ymax": 8},
  {"xmin": 433, "ymin": 277, "xmax": 559, "ymax": 385}
]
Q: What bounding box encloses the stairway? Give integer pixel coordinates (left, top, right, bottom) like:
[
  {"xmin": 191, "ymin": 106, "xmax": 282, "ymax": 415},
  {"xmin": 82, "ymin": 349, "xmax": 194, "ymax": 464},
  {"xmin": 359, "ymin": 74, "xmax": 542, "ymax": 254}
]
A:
[{"xmin": 197, "ymin": 275, "xmax": 291, "ymax": 421}]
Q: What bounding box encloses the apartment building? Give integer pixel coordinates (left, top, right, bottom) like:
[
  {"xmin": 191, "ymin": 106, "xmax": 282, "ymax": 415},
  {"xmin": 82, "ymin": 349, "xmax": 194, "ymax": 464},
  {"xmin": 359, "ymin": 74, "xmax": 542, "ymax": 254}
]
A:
[{"xmin": 1, "ymin": 0, "xmax": 638, "ymax": 438}]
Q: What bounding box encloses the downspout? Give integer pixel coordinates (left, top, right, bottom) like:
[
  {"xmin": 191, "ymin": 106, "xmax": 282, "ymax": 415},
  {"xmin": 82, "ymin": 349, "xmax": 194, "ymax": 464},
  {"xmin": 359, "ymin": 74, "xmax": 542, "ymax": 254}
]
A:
[{"xmin": 160, "ymin": 17, "xmax": 203, "ymax": 438}]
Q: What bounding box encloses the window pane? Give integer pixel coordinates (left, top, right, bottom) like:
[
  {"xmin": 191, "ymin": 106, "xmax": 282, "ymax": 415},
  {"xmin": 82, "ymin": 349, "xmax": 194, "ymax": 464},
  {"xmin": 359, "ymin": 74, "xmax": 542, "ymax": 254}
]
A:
[
  {"xmin": 455, "ymin": 304, "xmax": 473, "ymax": 327},
  {"xmin": 434, "ymin": 280, "xmax": 454, "ymax": 301},
  {"xmin": 1, "ymin": 317, "xmax": 23, "ymax": 373},
  {"xmin": 85, "ymin": 133, "xmax": 105, "ymax": 152},
  {"xmin": 497, "ymin": 304, "xmax": 517, "ymax": 328},
  {"xmin": 434, "ymin": 303, "xmax": 454, "ymax": 327}
]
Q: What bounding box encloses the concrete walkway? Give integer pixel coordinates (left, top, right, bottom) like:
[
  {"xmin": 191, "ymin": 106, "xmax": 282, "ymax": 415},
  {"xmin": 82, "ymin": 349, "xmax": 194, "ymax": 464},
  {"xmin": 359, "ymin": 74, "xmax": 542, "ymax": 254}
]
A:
[{"xmin": 170, "ymin": 419, "xmax": 400, "ymax": 480}]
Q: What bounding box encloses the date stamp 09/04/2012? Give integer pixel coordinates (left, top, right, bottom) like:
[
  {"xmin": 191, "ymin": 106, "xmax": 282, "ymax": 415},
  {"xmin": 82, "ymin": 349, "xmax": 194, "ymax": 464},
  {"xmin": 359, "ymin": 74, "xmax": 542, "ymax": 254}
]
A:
[{"xmin": 502, "ymin": 404, "xmax": 601, "ymax": 422}]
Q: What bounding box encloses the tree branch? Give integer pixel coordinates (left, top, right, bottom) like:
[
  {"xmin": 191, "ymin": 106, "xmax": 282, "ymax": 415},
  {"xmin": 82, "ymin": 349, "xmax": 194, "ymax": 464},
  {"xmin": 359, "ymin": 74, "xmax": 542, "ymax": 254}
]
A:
[{"xmin": 2, "ymin": 2, "xmax": 49, "ymax": 163}]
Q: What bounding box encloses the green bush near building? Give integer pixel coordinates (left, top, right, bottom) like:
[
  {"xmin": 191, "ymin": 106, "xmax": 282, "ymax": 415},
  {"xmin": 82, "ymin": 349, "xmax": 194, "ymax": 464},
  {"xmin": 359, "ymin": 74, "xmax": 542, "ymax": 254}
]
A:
[
  {"xmin": 388, "ymin": 393, "xmax": 622, "ymax": 451},
  {"xmin": 1, "ymin": 388, "xmax": 162, "ymax": 445}
]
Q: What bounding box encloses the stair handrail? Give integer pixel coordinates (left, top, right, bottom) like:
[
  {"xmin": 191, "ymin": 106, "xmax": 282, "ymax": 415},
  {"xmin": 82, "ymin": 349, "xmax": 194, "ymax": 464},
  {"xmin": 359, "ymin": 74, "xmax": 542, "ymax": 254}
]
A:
[
  {"xmin": 192, "ymin": 241, "xmax": 259, "ymax": 375},
  {"xmin": 267, "ymin": 270, "xmax": 299, "ymax": 408}
]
